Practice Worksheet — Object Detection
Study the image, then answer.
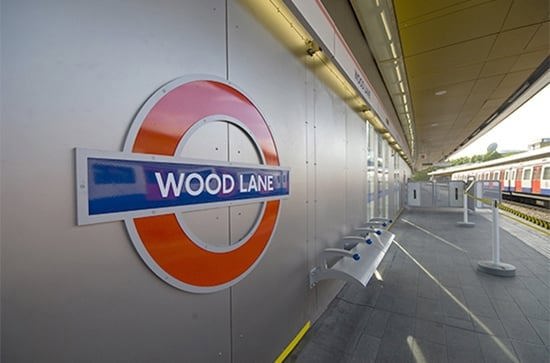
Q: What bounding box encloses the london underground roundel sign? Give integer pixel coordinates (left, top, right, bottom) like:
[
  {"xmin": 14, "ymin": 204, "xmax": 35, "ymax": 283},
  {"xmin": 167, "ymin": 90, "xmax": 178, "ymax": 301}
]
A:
[{"xmin": 75, "ymin": 76, "xmax": 289, "ymax": 293}]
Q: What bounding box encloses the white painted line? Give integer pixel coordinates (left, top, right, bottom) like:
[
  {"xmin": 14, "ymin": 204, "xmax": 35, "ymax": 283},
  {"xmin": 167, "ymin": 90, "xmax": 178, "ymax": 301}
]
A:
[
  {"xmin": 401, "ymin": 218, "xmax": 467, "ymax": 253},
  {"xmin": 393, "ymin": 240, "xmax": 519, "ymax": 363}
]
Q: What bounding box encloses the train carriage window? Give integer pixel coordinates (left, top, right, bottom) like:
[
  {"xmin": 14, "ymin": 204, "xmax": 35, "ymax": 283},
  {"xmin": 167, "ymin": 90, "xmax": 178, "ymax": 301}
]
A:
[
  {"xmin": 543, "ymin": 166, "xmax": 550, "ymax": 180},
  {"xmin": 522, "ymin": 168, "xmax": 532, "ymax": 180},
  {"xmin": 493, "ymin": 171, "xmax": 500, "ymax": 180},
  {"xmin": 504, "ymin": 170, "xmax": 509, "ymax": 181},
  {"xmin": 511, "ymin": 169, "xmax": 517, "ymax": 181}
]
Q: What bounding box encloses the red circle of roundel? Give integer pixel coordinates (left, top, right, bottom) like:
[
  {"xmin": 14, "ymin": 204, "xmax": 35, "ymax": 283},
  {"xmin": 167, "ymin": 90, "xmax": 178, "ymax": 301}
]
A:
[{"xmin": 124, "ymin": 77, "xmax": 281, "ymax": 293}]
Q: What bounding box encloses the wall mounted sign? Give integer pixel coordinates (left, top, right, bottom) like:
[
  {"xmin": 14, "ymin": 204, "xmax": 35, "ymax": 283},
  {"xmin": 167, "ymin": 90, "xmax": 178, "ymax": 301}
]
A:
[{"xmin": 76, "ymin": 76, "xmax": 289, "ymax": 293}]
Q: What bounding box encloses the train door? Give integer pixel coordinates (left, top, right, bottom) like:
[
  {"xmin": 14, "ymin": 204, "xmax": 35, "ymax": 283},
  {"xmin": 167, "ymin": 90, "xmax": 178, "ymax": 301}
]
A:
[
  {"xmin": 521, "ymin": 167, "xmax": 533, "ymax": 193},
  {"xmin": 541, "ymin": 164, "xmax": 550, "ymax": 196},
  {"xmin": 532, "ymin": 166, "xmax": 542, "ymax": 194},
  {"xmin": 514, "ymin": 168, "xmax": 521, "ymax": 192},
  {"xmin": 503, "ymin": 169, "xmax": 510, "ymax": 192},
  {"xmin": 494, "ymin": 170, "xmax": 502, "ymax": 191}
]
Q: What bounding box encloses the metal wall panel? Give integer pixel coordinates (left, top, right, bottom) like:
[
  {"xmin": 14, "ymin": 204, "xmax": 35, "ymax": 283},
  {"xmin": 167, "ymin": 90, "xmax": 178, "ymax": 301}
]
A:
[
  {"xmin": 346, "ymin": 110, "xmax": 367, "ymax": 229},
  {"xmin": 227, "ymin": 2, "xmax": 309, "ymax": 362},
  {"xmin": 312, "ymin": 75, "xmax": 348, "ymax": 312},
  {"xmin": 367, "ymin": 123, "xmax": 376, "ymax": 219},
  {"xmin": 227, "ymin": 123, "xmax": 264, "ymax": 245},
  {"xmin": 304, "ymin": 64, "xmax": 318, "ymax": 322},
  {"xmin": 1, "ymin": 1, "xmax": 232, "ymax": 362},
  {"xmin": 181, "ymin": 208, "xmax": 231, "ymax": 249},
  {"xmin": 228, "ymin": 123, "xmax": 261, "ymax": 164},
  {"xmin": 179, "ymin": 120, "xmax": 229, "ymax": 161},
  {"xmin": 229, "ymin": 203, "xmax": 263, "ymax": 244}
]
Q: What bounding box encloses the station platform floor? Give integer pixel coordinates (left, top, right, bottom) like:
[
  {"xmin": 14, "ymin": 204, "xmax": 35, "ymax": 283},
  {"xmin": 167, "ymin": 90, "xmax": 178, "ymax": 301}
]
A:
[{"xmin": 287, "ymin": 208, "xmax": 549, "ymax": 363}]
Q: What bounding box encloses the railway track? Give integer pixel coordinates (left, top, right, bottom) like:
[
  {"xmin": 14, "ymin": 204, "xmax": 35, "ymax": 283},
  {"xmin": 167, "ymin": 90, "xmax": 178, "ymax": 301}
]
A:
[
  {"xmin": 500, "ymin": 200, "xmax": 550, "ymax": 230},
  {"xmin": 502, "ymin": 200, "xmax": 550, "ymax": 217}
]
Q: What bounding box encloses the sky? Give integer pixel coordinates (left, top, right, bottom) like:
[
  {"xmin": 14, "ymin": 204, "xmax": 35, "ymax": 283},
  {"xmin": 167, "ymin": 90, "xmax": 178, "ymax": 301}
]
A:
[{"xmin": 449, "ymin": 83, "xmax": 550, "ymax": 159}]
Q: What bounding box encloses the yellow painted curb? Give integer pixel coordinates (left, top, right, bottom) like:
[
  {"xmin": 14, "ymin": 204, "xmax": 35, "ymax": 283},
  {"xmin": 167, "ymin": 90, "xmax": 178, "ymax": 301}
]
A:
[{"xmin": 274, "ymin": 321, "xmax": 311, "ymax": 363}]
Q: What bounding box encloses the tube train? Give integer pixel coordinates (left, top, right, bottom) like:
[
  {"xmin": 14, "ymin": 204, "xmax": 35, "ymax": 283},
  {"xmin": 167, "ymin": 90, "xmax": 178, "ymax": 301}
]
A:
[{"xmin": 450, "ymin": 156, "xmax": 550, "ymax": 208}]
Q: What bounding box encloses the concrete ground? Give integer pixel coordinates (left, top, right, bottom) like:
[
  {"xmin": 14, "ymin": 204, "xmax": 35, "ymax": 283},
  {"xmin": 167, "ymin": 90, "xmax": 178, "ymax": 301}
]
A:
[{"xmin": 287, "ymin": 209, "xmax": 549, "ymax": 363}]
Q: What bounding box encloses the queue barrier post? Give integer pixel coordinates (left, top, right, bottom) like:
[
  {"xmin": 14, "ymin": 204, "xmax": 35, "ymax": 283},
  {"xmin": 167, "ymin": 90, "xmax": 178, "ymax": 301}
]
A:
[
  {"xmin": 457, "ymin": 181, "xmax": 475, "ymax": 227},
  {"xmin": 477, "ymin": 199, "xmax": 516, "ymax": 277}
]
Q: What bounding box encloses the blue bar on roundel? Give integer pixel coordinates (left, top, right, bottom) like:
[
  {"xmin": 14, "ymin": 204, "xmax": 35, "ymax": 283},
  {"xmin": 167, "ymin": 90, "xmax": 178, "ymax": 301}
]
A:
[{"xmin": 87, "ymin": 157, "xmax": 290, "ymax": 216}]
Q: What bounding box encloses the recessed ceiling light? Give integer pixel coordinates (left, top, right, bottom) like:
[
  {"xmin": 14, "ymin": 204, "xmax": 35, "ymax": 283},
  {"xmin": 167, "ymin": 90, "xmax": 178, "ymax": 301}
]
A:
[
  {"xmin": 431, "ymin": 123, "xmax": 439, "ymax": 127},
  {"xmin": 435, "ymin": 90, "xmax": 447, "ymax": 96}
]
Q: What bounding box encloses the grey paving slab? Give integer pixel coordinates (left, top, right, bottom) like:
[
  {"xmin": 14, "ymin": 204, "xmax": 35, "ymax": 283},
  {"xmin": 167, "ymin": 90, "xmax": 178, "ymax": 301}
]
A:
[
  {"xmin": 462, "ymin": 286, "xmax": 493, "ymax": 306},
  {"xmin": 445, "ymin": 325, "xmax": 484, "ymax": 363},
  {"xmin": 414, "ymin": 319, "xmax": 446, "ymax": 345},
  {"xmin": 501, "ymin": 317, "xmax": 544, "ymax": 345},
  {"xmin": 289, "ymin": 340, "xmax": 348, "ymax": 363},
  {"xmin": 511, "ymin": 340, "xmax": 549, "ymax": 363},
  {"xmin": 374, "ymin": 328, "xmax": 413, "ymax": 363},
  {"xmin": 338, "ymin": 280, "xmax": 383, "ymax": 307},
  {"xmin": 364, "ymin": 309, "xmax": 390, "ymax": 339},
  {"xmin": 468, "ymin": 301, "xmax": 500, "ymax": 319},
  {"xmin": 492, "ymin": 299, "xmax": 527, "ymax": 320},
  {"xmin": 345, "ymin": 334, "xmax": 380, "ymax": 363},
  {"xmin": 444, "ymin": 316, "xmax": 474, "ymax": 330},
  {"xmin": 416, "ymin": 297, "xmax": 445, "ymax": 323},
  {"xmin": 374, "ymin": 291, "xmax": 395, "ymax": 312},
  {"xmin": 410, "ymin": 338, "xmax": 448, "ymax": 363},
  {"xmin": 308, "ymin": 299, "xmax": 373, "ymax": 354},
  {"xmin": 472, "ymin": 316, "xmax": 508, "ymax": 338},
  {"xmin": 386, "ymin": 312, "xmax": 415, "ymax": 335},
  {"xmin": 287, "ymin": 209, "xmax": 550, "ymax": 363},
  {"xmin": 391, "ymin": 295, "xmax": 417, "ymax": 316},
  {"xmin": 418, "ymin": 279, "xmax": 442, "ymax": 300},
  {"xmin": 496, "ymin": 211, "xmax": 550, "ymax": 258},
  {"xmin": 520, "ymin": 277, "xmax": 550, "ymax": 309},
  {"xmin": 528, "ymin": 317, "xmax": 550, "ymax": 346},
  {"xmin": 478, "ymin": 333, "xmax": 519, "ymax": 363},
  {"xmin": 443, "ymin": 300, "xmax": 472, "ymax": 321},
  {"xmin": 482, "ymin": 281, "xmax": 514, "ymax": 301},
  {"xmin": 511, "ymin": 293, "xmax": 550, "ymax": 321}
]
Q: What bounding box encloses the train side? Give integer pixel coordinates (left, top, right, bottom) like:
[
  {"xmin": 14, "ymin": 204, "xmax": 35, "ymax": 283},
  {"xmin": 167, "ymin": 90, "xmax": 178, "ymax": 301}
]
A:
[{"xmin": 451, "ymin": 157, "xmax": 550, "ymax": 207}]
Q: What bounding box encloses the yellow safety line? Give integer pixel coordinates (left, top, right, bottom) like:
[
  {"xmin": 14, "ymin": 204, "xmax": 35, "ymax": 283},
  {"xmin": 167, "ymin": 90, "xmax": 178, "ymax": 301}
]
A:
[{"xmin": 274, "ymin": 321, "xmax": 311, "ymax": 363}]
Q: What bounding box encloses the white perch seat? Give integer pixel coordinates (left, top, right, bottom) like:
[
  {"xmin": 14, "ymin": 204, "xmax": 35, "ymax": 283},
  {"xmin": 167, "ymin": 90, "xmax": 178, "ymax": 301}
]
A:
[{"xmin": 309, "ymin": 228, "xmax": 395, "ymax": 288}]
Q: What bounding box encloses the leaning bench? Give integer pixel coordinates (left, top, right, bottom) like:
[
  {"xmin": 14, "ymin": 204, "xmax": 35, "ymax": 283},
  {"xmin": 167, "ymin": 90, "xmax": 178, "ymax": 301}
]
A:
[{"xmin": 309, "ymin": 218, "xmax": 395, "ymax": 288}]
